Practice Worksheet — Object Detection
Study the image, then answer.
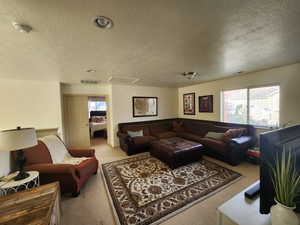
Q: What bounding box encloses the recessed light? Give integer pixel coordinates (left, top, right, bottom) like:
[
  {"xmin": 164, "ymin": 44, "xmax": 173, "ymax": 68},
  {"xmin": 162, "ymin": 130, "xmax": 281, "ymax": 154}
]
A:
[
  {"xmin": 94, "ymin": 16, "xmax": 113, "ymax": 29},
  {"xmin": 86, "ymin": 69, "xmax": 96, "ymax": 73},
  {"xmin": 181, "ymin": 72, "xmax": 201, "ymax": 80}
]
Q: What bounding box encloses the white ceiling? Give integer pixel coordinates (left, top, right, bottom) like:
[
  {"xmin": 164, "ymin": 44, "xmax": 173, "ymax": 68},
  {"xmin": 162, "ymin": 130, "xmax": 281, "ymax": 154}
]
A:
[{"xmin": 0, "ymin": 0, "xmax": 300, "ymax": 87}]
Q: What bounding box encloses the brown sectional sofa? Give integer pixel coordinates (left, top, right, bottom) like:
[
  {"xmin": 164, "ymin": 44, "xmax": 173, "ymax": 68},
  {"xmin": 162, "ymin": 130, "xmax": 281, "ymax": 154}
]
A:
[{"xmin": 117, "ymin": 118, "xmax": 256, "ymax": 166}]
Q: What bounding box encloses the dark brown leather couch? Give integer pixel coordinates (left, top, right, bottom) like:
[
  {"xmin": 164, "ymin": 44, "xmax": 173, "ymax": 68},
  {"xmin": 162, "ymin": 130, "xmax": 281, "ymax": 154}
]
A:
[{"xmin": 117, "ymin": 118, "xmax": 256, "ymax": 165}]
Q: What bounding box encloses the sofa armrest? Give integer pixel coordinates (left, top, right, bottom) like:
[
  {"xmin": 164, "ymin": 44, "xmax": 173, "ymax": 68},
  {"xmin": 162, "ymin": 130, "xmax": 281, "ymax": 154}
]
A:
[
  {"xmin": 68, "ymin": 149, "xmax": 95, "ymax": 157},
  {"xmin": 25, "ymin": 163, "xmax": 77, "ymax": 175},
  {"xmin": 230, "ymin": 136, "xmax": 252, "ymax": 145},
  {"xmin": 117, "ymin": 132, "xmax": 134, "ymax": 144},
  {"xmin": 117, "ymin": 131, "xmax": 130, "ymax": 139}
]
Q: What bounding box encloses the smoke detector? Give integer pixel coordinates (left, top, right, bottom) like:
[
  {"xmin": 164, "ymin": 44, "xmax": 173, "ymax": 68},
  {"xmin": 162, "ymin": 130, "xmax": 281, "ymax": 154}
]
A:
[
  {"xmin": 94, "ymin": 16, "xmax": 113, "ymax": 29},
  {"xmin": 12, "ymin": 22, "xmax": 33, "ymax": 33}
]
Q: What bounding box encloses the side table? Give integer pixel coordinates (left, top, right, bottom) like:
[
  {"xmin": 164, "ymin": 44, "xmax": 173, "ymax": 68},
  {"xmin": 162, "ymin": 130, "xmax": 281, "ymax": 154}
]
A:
[
  {"xmin": 0, "ymin": 182, "xmax": 61, "ymax": 225},
  {"xmin": 0, "ymin": 171, "xmax": 39, "ymax": 196}
]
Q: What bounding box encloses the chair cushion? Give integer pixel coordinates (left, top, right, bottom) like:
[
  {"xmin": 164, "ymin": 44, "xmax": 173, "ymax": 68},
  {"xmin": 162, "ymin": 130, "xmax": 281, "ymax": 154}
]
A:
[
  {"xmin": 154, "ymin": 131, "xmax": 177, "ymax": 139},
  {"xmin": 39, "ymin": 135, "xmax": 70, "ymax": 164},
  {"xmin": 200, "ymin": 137, "xmax": 228, "ymax": 153},
  {"xmin": 132, "ymin": 136, "xmax": 156, "ymax": 145},
  {"xmin": 63, "ymin": 155, "xmax": 91, "ymax": 165}
]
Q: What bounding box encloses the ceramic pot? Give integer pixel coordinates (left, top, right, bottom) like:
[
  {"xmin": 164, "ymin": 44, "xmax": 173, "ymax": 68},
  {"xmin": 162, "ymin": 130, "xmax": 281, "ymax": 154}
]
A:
[{"xmin": 271, "ymin": 199, "xmax": 299, "ymax": 225}]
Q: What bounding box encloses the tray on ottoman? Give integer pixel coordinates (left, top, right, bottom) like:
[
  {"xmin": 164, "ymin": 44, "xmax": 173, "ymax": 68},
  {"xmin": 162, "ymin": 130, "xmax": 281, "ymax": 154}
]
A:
[{"xmin": 150, "ymin": 137, "xmax": 204, "ymax": 169}]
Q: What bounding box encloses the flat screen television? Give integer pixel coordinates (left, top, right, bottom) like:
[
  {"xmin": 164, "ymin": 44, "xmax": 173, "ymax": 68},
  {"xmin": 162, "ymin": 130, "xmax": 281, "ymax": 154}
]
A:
[{"xmin": 260, "ymin": 125, "xmax": 300, "ymax": 214}]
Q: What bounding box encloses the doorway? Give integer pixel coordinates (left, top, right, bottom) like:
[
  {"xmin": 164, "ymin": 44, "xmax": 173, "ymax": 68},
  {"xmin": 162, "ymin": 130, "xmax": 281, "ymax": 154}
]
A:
[
  {"xmin": 88, "ymin": 96, "xmax": 107, "ymax": 144},
  {"xmin": 63, "ymin": 95, "xmax": 108, "ymax": 148}
]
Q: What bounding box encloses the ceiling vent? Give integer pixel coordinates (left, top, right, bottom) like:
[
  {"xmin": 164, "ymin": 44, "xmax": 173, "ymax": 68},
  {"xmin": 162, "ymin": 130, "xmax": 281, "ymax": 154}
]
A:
[
  {"xmin": 107, "ymin": 76, "xmax": 139, "ymax": 84},
  {"xmin": 80, "ymin": 80, "xmax": 100, "ymax": 85}
]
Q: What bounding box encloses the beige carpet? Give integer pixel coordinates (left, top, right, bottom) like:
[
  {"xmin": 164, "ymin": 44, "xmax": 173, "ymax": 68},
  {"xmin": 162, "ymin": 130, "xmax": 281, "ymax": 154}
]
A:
[
  {"xmin": 61, "ymin": 138, "xmax": 259, "ymax": 225},
  {"xmin": 102, "ymin": 153, "xmax": 242, "ymax": 225}
]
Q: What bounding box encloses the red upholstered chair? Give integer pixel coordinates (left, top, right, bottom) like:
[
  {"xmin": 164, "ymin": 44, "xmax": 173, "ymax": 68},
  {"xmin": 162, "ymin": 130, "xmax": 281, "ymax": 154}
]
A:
[{"xmin": 14, "ymin": 136, "xmax": 98, "ymax": 197}]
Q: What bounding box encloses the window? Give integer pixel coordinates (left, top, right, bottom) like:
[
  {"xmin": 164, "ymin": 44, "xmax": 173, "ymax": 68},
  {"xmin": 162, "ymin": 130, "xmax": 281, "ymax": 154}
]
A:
[
  {"xmin": 88, "ymin": 101, "xmax": 107, "ymax": 114},
  {"xmin": 222, "ymin": 85, "xmax": 280, "ymax": 128},
  {"xmin": 222, "ymin": 89, "xmax": 248, "ymax": 124}
]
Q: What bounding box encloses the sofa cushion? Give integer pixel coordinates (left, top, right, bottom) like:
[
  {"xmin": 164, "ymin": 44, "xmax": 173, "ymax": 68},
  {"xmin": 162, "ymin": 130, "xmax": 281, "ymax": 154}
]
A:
[
  {"xmin": 39, "ymin": 135, "xmax": 71, "ymax": 164},
  {"xmin": 132, "ymin": 136, "xmax": 156, "ymax": 145},
  {"xmin": 183, "ymin": 121, "xmax": 212, "ymax": 137},
  {"xmin": 211, "ymin": 126, "xmax": 234, "ymax": 133},
  {"xmin": 176, "ymin": 132, "xmax": 202, "ymax": 143},
  {"xmin": 149, "ymin": 122, "xmax": 172, "ymax": 135},
  {"xmin": 172, "ymin": 120, "xmax": 184, "ymax": 132},
  {"xmin": 23, "ymin": 140, "xmax": 53, "ymax": 165},
  {"xmin": 154, "ymin": 131, "xmax": 177, "ymax": 139},
  {"xmin": 123, "ymin": 125, "xmax": 150, "ymax": 136},
  {"xmin": 200, "ymin": 137, "xmax": 228, "ymax": 153}
]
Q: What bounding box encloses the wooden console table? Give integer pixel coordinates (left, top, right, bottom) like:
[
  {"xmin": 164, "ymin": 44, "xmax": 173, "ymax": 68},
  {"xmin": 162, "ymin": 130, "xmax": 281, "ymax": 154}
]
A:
[{"xmin": 0, "ymin": 182, "xmax": 61, "ymax": 225}]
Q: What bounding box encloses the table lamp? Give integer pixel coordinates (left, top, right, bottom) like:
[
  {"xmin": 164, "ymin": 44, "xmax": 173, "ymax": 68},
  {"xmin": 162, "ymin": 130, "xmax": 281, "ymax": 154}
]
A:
[{"xmin": 0, "ymin": 127, "xmax": 37, "ymax": 181}]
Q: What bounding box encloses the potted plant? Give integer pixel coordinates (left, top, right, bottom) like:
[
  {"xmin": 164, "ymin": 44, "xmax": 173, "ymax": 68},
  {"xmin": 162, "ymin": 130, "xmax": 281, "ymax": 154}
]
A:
[{"xmin": 268, "ymin": 149, "xmax": 300, "ymax": 225}]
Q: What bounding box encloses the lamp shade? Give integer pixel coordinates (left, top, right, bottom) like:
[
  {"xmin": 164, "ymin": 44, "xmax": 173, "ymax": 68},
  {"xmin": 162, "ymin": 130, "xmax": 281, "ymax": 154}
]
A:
[{"xmin": 0, "ymin": 127, "xmax": 37, "ymax": 151}]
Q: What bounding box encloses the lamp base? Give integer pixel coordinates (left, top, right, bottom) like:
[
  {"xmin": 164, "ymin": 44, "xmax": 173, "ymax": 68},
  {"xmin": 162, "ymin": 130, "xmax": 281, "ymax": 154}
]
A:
[
  {"xmin": 14, "ymin": 150, "xmax": 29, "ymax": 181},
  {"xmin": 14, "ymin": 171, "xmax": 30, "ymax": 181}
]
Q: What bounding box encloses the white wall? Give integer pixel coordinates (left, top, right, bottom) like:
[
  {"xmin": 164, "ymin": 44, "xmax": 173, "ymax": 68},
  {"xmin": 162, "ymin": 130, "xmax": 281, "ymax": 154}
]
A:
[
  {"xmin": 0, "ymin": 79, "xmax": 62, "ymax": 177},
  {"xmin": 61, "ymin": 83, "xmax": 110, "ymax": 95},
  {"xmin": 110, "ymin": 84, "xmax": 178, "ymax": 147},
  {"xmin": 178, "ymin": 63, "xmax": 300, "ymax": 127}
]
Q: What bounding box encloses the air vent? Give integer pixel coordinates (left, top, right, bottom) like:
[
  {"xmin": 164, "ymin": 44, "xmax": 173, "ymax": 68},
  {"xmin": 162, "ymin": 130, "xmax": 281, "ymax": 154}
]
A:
[
  {"xmin": 80, "ymin": 80, "xmax": 100, "ymax": 85},
  {"xmin": 107, "ymin": 76, "xmax": 139, "ymax": 84}
]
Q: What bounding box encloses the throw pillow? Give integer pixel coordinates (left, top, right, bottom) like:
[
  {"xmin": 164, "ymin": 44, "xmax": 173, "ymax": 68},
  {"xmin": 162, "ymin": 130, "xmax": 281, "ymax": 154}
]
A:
[
  {"xmin": 172, "ymin": 120, "xmax": 184, "ymax": 132},
  {"xmin": 205, "ymin": 132, "xmax": 225, "ymax": 141},
  {"xmin": 223, "ymin": 128, "xmax": 246, "ymax": 143},
  {"xmin": 127, "ymin": 130, "xmax": 143, "ymax": 138}
]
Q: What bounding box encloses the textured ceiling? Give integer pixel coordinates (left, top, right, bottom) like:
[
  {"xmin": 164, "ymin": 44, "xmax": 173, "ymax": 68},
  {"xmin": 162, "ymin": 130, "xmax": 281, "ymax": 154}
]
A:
[{"xmin": 0, "ymin": 0, "xmax": 300, "ymax": 87}]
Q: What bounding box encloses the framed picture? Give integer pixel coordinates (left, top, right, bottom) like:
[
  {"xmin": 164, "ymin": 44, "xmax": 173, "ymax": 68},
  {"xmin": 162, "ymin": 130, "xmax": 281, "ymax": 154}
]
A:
[
  {"xmin": 199, "ymin": 95, "xmax": 213, "ymax": 112},
  {"xmin": 183, "ymin": 93, "xmax": 195, "ymax": 115},
  {"xmin": 132, "ymin": 96, "xmax": 158, "ymax": 117}
]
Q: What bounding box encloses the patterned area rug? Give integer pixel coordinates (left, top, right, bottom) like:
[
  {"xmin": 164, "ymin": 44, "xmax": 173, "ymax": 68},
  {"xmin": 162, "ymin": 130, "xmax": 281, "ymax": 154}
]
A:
[{"xmin": 102, "ymin": 153, "xmax": 241, "ymax": 225}]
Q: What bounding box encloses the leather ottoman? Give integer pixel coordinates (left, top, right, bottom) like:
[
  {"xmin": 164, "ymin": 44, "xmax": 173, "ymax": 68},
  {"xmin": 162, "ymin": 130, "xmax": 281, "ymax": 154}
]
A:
[{"xmin": 150, "ymin": 137, "xmax": 204, "ymax": 169}]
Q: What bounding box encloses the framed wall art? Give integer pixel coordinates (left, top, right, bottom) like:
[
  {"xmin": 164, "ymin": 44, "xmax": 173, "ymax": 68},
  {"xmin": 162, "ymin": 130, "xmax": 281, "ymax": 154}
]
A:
[
  {"xmin": 132, "ymin": 96, "xmax": 158, "ymax": 117},
  {"xmin": 183, "ymin": 93, "xmax": 195, "ymax": 115},
  {"xmin": 199, "ymin": 95, "xmax": 213, "ymax": 112}
]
